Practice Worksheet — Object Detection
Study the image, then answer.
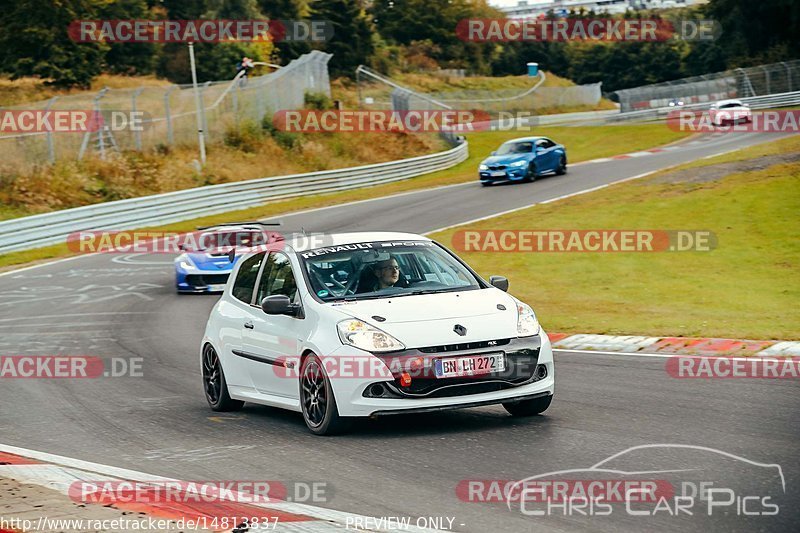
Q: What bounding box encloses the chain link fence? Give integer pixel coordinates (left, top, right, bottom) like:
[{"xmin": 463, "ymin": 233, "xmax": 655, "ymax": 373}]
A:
[
  {"xmin": 0, "ymin": 51, "xmax": 331, "ymax": 172},
  {"xmin": 355, "ymin": 65, "xmax": 602, "ymax": 115},
  {"xmin": 612, "ymin": 60, "xmax": 800, "ymax": 112}
]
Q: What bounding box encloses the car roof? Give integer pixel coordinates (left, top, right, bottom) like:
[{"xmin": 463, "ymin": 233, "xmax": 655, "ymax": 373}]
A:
[
  {"xmin": 285, "ymin": 231, "xmax": 432, "ymax": 253},
  {"xmin": 500, "ymin": 136, "xmax": 546, "ymax": 144},
  {"xmin": 202, "ymin": 225, "xmax": 264, "ymax": 233}
]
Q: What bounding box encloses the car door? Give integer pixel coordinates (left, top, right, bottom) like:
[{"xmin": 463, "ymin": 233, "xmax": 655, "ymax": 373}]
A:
[
  {"xmin": 241, "ymin": 251, "xmax": 304, "ymax": 399},
  {"xmin": 220, "ymin": 252, "xmax": 265, "ymax": 391},
  {"xmin": 538, "ymin": 138, "xmax": 558, "ymax": 172}
]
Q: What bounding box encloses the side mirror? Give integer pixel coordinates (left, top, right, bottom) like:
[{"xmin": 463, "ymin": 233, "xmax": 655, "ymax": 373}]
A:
[
  {"xmin": 261, "ymin": 295, "xmax": 299, "ymax": 316},
  {"xmin": 489, "ymin": 275, "xmax": 509, "ymax": 292},
  {"xmin": 490, "ymin": 151, "xmax": 497, "ymax": 155}
]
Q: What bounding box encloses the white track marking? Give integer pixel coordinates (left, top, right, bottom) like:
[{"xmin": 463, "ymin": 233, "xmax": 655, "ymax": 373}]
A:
[
  {"xmin": 0, "ymin": 443, "xmax": 443, "ymax": 532},
  {"xmin": 425, "ymin": 170, "xmax": 660, "ymax": 235},
  {"xmin": 0, "ymin": 253, "xmax": 98, "ymax": 278}
]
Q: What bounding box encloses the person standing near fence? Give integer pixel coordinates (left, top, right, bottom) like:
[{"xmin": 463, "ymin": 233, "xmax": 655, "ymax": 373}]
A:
[{"xmin": 236, "ymin": 56, "xmax": 255, "ymax": 86}]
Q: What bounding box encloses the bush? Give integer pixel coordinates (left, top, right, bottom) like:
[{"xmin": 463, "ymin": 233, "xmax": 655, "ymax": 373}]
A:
[
  {"xmin": 261, "ymin": 115, "xmax": 302, "ymax": 150},
  {"xmin": 223, "ymin": 120, "xmax": 263, "ymax": 153},
  {"xmin": 304, "ymin": 91, "xmax": 334, "ymax": 110}
]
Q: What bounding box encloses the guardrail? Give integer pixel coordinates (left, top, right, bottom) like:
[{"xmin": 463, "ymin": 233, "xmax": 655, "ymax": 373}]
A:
[
  {"xmin": 0, "ymin": 142, "xmax": 469, "ymax": 254},
  {"xmin": 605, "ymin": 90, "xmax": 800, "ymax": 123}
]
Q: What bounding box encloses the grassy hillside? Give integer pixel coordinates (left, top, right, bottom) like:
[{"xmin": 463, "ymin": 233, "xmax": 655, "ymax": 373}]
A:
[{"xmin": 431, "ymin": 135, "xmax": 800, "ymax": 340}]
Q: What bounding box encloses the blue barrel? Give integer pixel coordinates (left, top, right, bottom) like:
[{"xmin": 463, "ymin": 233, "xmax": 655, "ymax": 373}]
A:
[{"xmin": 527, "ymin": 62, "xmax": 539, "ymax": 77}]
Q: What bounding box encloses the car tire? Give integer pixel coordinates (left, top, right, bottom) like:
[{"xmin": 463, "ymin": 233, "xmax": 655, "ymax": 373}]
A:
[
  {"xmin": 555, "ymin": 156, "xmax": 567, "ymax": 175},
  {"xmin": 503, "ymin": 394, "xmax": 552, "ymax": 416},
  {"xmin": 300, "ymin": 353, "xmax": 352, "ymax": 436},
  {"xmin": 481, "ymin": 181, "xmax": 492, "ymax": 187},
  {"xmin": 202, "ymin": 344, "xmax": 244, "ymax": 412},
  {"xmin": 524, "ymin": 162, "xmax": 537, "ymax": 182}
]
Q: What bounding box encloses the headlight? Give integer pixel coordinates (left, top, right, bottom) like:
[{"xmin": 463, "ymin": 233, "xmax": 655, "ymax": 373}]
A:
[
  {"xmin": 178, "ymin": 257, "xmax": 194, "ymax": 270},
  {"xmin": 479, "ymin": 164, "xmax": 488, "ymax": 171},
  {"xmin": 510, "ymin": 160, "xmax": 527, "ymax": 167},
  {"xmin": 516, "ymin": 301, "xmax": 540, "ymax": 337},
  {"xmin": 337, "ymin": 319, "xmax": 405, "ymax": 353}
]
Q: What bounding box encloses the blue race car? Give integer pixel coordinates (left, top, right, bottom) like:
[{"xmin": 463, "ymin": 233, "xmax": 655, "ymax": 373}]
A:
[
  {"xmin": 478, "ymin": 136, "xmax": 567, "ymax": 186},
  {"xmin": 174, "ymin": 225, "xmax": 266, "ymax": 294}
]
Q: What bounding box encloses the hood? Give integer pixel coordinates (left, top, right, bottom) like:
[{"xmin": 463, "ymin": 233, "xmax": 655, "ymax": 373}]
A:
[
  {"xmin": 183, "ymin": 252, "xmax": 240, "ymax": 271},
  {"xmin": 482, "ymin": 153, "xmax": 531, "ymax": 166},
  {"xmin": 328, "ymin": 289, "xmax": 520, "ymax": 348}
]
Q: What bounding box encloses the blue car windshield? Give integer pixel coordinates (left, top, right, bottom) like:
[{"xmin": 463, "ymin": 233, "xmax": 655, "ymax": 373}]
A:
[{"xmin": 496, "ymin": 141, "xmax": 534, "ymax": 155}]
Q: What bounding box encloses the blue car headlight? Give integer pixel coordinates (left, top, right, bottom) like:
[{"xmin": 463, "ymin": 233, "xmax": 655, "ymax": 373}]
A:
[
  {"xmin": 479, "ymin": 164, "xmax": 489, "ymax": 171},
  {"xmin": 177, "ymin": 256, "xmax": 195, "ymax": 270},
  {"xmin": 509, "ymin": 160, "xmax": 527, "ymax": 168}
]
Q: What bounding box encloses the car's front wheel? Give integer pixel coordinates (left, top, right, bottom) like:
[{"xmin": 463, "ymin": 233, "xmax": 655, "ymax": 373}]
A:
[
  {"xmin": 503, "ymin": 394, "xmax": 552, "ymax": 416},
  {"xmin": 202, "ymin": 344, "xmax": 244, "ymax": 412},
  {"xmin": 300, "ymin": 353, "xmax": 352, "ymax": 435},
  {"xmin": 524, "ymin": 162, "xmax": 537, "ymax": 182},
  {"xmin": 555, "ymin": 156, "xmax": 567, "ymax": 175}
]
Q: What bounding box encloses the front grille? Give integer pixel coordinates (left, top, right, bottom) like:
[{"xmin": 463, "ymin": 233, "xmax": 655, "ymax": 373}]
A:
[
  {"xmin": 488, "ymin": 165, "xmax": 506, "ymax": 171},
  {"xmin": 386, "ymin": 350, "xmax": 541, "ymax": 398},
  {"xmin": 186, "ymin": 274, "xmax": 229, "ymax": 286},
  {"xmin": 419, "ymin": 339, "xmax": 511, "ymax": 354}
]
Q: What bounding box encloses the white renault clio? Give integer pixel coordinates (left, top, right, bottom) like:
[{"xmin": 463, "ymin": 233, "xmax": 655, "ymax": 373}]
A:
[{"xmin": 201, "ymin": 232, "xmax": 555, "ymax": 435}]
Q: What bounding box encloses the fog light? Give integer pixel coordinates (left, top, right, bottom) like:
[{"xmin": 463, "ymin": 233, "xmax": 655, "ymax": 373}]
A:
[
  {"xmin": 369, "ymin": 383, "xmax": 385, "ymax": 397},
  {"xmin": 536, "ymin": 364, "xmax": 548, "ymax": 380},
  {"xmin": 400, "ymin": 372, "xmax": 412, "ymax": 387}
]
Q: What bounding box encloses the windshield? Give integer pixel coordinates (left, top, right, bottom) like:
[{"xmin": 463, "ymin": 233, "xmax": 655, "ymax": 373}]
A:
[
  {"xmin": 496, "ymin": 141, "xmax": 534, "ymax": 155},
  {"xmin": 718, "ymin": 102, "xmax": 743, "ymax": 109},
  {"xmin": 299, "ymin": 241, "xmax": 482, "ymax": 301}
]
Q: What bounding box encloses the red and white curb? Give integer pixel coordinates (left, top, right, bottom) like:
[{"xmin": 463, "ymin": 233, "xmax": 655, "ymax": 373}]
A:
[
  {"xmin": 0, "ymin": 444, "xmax": 441, "ymax": 533},
  {"xmin": 548, "ymin": 333, "xmax": 800, "ymax": 357}
]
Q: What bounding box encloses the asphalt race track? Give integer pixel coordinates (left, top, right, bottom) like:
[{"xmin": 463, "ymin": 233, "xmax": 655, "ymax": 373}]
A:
[{"xmin": 1, "ymin": 131, "xmax": 798, "ymax": 532}]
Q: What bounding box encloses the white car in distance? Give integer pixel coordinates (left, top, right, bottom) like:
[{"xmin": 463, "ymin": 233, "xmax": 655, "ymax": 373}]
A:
[
  {"xmin": 709, "ymin": 98, "xmax": 752, "ymax": 126},
  {"xmin": 201, "ymin": 232, "xmax": 555, "ymax": 435}
]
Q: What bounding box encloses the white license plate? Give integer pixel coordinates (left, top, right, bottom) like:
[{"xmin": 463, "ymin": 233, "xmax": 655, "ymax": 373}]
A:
[
  {"xmin": 434, "ymin": 353, "xmax": 505, "ymax": 378},
  {"xmin": 490, "ymin": 171, "xmax": 506, "ymax": 177},
  {"xmin": 207, "ymin": 284, "xmax": 226, "ymax": 292}
]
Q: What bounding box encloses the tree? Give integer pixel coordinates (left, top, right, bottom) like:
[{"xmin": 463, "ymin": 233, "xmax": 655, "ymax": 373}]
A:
[
  {"xmin": 99, "ymin": 0, "xmax": 156, "ymax": 75},
  {"xmin": 257, "ymin": 0, "xmax": 311, "ymax": 63},
  {"xmin": 311, "ymin": 0, "xmax": 373, "ymax": 77},
  {"xmin": 0, "ymin": 0, "xmax": 106, "ymax": 87}
]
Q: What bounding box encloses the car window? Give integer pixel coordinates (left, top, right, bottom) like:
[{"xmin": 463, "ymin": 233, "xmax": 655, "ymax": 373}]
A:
[
  {"xmin": 537, "ymin": 139, "xmax": 555, "ymax": 149},
  {"xmin": 256, "ymin": 252, "xmax": 298, "ymax": 304},
  {"xmin": 300, "ymin": 241, "xmax": 481, "ymax": 301},
  {"xmin": 496, "ymin": 141, "xmax": 533, "ymax": 155},
  {"xmin": 232, "ymin": 252, "xmax": 265, "ymax": 303}
]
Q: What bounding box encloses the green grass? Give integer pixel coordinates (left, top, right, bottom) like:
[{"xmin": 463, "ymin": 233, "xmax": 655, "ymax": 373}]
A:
[
  {"xmin": 0, "ymin": 123, "xmax": 691, "ymax": 271},
  {"xmin": 429, "ymin": 135, "xmax": 800, "ymax": 340}
]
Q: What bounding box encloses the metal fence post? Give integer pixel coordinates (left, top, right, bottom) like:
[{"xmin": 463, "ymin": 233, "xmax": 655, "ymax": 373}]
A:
[
  {"xmin": 200, "ymin": 81, "xmax": 211, "ymax": 143},
  {"xmin": 44, "ymin": 96, "xmax": 58, "ymax": 164},
  {"xmin": 132, "ymin": 88, "xmax": 144, "ymax": 151},
  {"xmin": 164, "ymin": 85, "xmax": 177, "ymax": 145}
]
